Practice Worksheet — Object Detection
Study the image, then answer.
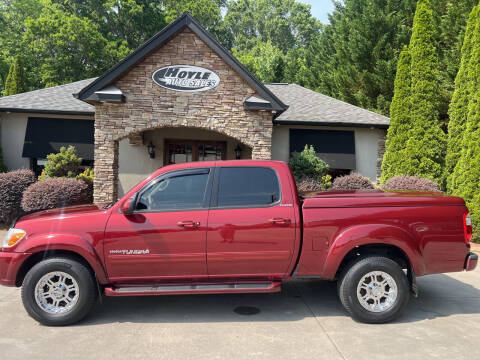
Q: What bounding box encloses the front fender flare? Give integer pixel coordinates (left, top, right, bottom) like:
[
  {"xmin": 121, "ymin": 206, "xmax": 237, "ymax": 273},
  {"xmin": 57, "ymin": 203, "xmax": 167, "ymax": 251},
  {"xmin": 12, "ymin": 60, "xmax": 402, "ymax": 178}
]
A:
[
  {"xmin": 321, "ymin": 224, "xmax": 425, "ymax": 279},
  {"xmin": 17, "ymin": 233, "xmax": 108, "ymax": 284}
]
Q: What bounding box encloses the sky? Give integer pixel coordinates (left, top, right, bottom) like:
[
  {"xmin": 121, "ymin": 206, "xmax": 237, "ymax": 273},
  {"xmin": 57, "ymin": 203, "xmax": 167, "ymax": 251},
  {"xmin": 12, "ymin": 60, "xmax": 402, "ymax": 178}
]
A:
[{"xmin": 297, "ymin": 0, "xmax": 335, "ymax": 24}]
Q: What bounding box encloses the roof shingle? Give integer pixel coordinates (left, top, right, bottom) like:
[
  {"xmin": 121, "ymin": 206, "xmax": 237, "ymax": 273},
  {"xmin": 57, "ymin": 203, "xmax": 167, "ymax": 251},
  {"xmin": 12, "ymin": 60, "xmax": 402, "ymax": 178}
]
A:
[
  {"xmin": 0, "ymin": 78, "xmax": 96, "ymax": 115},
  {"xmin": 266, "ymin": 83, "xmax": 389, "ymax": 127}
]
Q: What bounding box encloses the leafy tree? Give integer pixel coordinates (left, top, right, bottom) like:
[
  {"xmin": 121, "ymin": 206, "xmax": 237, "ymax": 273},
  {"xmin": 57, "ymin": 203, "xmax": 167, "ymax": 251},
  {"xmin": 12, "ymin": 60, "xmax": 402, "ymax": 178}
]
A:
[
  {"xmin": 233, "ymin": 41, "xmax": 285, "ymax": 82},
  {"xmin": 289, "ymin": 145, "xmax": 329, "ymax": 180},
  {"xmin": 40, "ymin": 146, "xmax": 83, "ymax": 179},
  {"xmin": 402, "ymin": 0, "xmax": 446, "ymax": 183},
  {"xmin": 3, "ymin": 55, "xmax": 25, "ymax": 95},
  {"xmin": 445, "ymin": 5, "xmax": 478, "ymax": 192},
  {"xmin": 380, "ymin": 46, "xmax": 412, "ymax": 183},
  {"xmin": 224, "ymin": 0, "xmax": 322, "ymax": 53}
]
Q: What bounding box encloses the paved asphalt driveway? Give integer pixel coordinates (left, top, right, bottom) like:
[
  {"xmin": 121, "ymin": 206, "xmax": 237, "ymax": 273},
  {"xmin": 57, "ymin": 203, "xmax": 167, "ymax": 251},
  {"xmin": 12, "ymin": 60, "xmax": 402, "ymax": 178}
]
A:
[{"xmin": 1, "ymin": 266, "xmax": 480, "ymax": 360}]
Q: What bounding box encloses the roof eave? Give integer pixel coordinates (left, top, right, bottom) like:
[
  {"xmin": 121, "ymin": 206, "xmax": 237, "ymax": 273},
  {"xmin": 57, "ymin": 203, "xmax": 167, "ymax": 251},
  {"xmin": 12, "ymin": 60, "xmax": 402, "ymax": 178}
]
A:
[
  {"xmin": 273, "ymin": 119, "xmax": 389, "ymax": 129},
  {"xmin": 0, "ymin": 108, "xmax": 95, "ymax": 116}
]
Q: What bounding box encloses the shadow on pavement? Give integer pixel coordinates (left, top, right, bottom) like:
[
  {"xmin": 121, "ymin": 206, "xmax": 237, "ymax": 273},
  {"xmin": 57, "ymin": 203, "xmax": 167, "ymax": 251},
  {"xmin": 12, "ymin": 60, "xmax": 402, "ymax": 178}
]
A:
[{"xmin": 78, "ymin": 274, "xmax": 480, "ymax": 326}]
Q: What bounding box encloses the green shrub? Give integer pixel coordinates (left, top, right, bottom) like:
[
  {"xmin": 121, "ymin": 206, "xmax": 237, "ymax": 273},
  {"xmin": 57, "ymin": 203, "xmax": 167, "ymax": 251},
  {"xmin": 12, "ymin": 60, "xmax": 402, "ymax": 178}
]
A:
[
  {"xmin": 289, "ymin": 145, "xmax": 329, "ymax": 180},
  {"xmin": 40, "ymin": 145, "xmax": 82, "ymax": 179}
]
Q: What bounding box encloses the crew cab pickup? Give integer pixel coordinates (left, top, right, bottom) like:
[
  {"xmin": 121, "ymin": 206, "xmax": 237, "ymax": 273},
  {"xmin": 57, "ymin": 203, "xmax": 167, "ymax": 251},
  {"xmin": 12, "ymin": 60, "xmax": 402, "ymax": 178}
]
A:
[{"xmin": 1, "ymin": 160, "xmax": 477, "ymax": 325}]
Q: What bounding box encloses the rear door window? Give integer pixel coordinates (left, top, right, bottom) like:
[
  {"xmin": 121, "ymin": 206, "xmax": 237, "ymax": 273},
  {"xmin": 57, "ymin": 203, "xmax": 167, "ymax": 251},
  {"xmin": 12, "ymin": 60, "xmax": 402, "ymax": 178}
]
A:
[{"xmin": 216, "ymin": 167, "xmax": 280, "ymax": 207}]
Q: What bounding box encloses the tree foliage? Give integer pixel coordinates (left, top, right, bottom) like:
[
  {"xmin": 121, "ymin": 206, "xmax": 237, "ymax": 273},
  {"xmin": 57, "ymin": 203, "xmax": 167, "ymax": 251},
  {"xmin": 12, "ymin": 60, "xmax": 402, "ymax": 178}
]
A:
[
  {"xmin": 288, "ymin": 145, "xmax": 329, "ymax": 180},
  {"xmin": 40, "ymin": 146, "xmax": 83, "ymax": 179},
  {"xmin": 403, "ymin": 0, "xmax": 446, "ymax": 183},
  {"xmin": 3, "ymin": 55, "xmax": 25, "ymax": 95},
  {"xmin": 450, "ymin": 4, "xmax": 480, "ymax": 236},
  {"xmin": 445, "ymin": 5, "xmax": 479, "ymax": 192},
  {"xmin": 380, "ymin": 46, "xmax": 412, "ymax": 183}
]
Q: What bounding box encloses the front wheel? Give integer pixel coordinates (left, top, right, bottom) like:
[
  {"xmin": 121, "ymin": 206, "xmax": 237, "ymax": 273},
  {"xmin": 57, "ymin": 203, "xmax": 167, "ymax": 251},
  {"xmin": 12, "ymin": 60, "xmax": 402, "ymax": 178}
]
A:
[
  {"xmin": 338, "ymin": 256, "xmax": 409, "ymax": 324},
  {"xmin": 21, "ymin": 257, "xmax": 97, "ymax": 326}
]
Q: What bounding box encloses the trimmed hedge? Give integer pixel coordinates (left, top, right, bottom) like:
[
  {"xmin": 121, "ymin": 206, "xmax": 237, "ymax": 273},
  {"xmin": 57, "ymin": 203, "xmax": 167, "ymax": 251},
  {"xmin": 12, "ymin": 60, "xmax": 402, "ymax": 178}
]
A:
[
  {"xmin": 382, "ymin": 175, "xmax": 441, "ymax": 192},
  {"xmin": 296, "ymin": 177, "xmax": 325, "ymax": 193},
  {"xmin": 332, "ymin": 173, "xmax": 375, "ymax": 190},
  {"xmin": 22, "ymin": 178, "xmax": 91, "ymax": 211},
  {"xmin": 0, "ymin": 169, "xmax": 36, "ymax": 224}
]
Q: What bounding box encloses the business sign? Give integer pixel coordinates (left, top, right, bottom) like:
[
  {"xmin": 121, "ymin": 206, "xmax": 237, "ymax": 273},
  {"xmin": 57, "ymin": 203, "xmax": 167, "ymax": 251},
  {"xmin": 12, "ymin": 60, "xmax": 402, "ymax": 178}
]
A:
[{"xmin": 152, "ymin": 65, "xmax": 220, "ymax": 92}]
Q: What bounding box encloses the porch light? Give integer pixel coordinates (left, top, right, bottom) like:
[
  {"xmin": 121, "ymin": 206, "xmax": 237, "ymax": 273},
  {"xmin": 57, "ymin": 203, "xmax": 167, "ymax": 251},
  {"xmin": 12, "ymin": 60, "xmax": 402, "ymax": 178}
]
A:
[
  {"xmin": 234, "ymin": 144, "xmax": 242, "ymax": 159},
  {"xmin": 147, "ymin": 142, "xmax": 155, "ymax": 159}
]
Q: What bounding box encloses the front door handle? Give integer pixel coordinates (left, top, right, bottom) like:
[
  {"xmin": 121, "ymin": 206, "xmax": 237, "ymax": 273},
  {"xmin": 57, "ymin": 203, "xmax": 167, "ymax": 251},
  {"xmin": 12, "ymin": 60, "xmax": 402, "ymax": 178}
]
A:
[
  {"xmin": 177, "ymin": 220, "xmax": 200, "ymax": 228},
  {"xmin": 268, "ymin": 218, "xmax": 291, "ymax": 225}
]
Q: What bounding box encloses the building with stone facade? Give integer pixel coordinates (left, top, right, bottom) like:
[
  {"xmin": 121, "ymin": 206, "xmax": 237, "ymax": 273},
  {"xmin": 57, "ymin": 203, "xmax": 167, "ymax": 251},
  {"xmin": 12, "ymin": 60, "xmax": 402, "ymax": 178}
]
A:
[{"xmin": 0, "ymin": 13, "xmax": 389, "ymax": 203}]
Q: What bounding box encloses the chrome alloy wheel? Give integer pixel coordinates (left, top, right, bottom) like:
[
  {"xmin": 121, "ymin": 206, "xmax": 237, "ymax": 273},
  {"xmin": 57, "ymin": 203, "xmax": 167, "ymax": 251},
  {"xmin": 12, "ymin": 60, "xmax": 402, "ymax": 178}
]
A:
[
  {"xmin": 356, "ymin": 271, "xmax": 398, "ymax": 313},
  {"xmin": 34, "ymin": 271, "xmax": 80, "ymax": 314}
]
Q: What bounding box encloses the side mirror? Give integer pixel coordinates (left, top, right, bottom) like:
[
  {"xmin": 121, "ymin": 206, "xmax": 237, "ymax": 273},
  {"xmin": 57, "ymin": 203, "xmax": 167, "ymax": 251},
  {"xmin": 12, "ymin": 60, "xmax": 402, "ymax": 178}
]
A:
[{"xmin": 120, "ymin": 194, "xmax": 137, "ymax": 215}]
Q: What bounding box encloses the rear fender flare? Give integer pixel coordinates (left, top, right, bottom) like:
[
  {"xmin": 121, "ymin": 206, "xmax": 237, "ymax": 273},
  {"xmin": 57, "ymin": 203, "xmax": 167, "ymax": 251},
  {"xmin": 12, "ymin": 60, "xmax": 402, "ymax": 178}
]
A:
[
  {"xmin": 321, "ymin": 224, "xmax": 424, "ymax": 279},
  {"xmin": 17, "ymin": 233, "xmax": 108, "ymax": 283}
]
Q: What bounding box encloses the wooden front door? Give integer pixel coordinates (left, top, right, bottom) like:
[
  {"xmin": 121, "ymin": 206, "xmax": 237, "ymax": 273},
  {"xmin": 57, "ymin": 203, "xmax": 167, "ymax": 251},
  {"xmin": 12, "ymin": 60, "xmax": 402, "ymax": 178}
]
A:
[{"xmin": 165, "ymin": 139, "xmax": 227, "ymax": 164}]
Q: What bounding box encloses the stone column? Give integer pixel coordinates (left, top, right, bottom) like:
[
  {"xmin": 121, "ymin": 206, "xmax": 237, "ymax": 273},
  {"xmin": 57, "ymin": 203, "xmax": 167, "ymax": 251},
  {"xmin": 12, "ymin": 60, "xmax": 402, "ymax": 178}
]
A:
[
  {"xmin": 93, "ymin": 140, "xmax": 119, "ymax": 204},
  {"xmin": 376, "ymin": 129, "xmax": 387, "ymax": 182}
]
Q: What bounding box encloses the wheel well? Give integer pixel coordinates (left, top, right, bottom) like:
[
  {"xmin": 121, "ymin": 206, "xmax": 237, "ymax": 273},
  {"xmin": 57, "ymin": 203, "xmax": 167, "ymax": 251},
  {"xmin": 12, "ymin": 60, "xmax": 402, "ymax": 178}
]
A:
[
  {"xmin": 335, "ymin": 244, "xmax": 413, "ymax": 280},
  {"xmin": 15, "ymin": 250, "xmax": 97, "ymax": 287}
]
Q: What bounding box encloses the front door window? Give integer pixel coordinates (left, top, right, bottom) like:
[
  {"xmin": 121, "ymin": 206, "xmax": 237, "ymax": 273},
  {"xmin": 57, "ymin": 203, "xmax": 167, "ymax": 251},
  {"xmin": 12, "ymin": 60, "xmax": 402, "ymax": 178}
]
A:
[{"xmin": 165, "ymin": 139, "xmax": 226, "ymax": 164}]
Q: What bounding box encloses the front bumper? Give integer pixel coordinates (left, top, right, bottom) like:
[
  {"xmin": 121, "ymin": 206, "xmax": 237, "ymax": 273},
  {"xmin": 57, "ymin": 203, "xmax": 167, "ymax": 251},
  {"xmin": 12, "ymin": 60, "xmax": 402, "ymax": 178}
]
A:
[
  {"xmin": 0, "ymin": 251, "xmax": 31, "ymax": 286},
  {"xmin": 464, "ymin": 252, "xmax": 478, "ymax": 272}
]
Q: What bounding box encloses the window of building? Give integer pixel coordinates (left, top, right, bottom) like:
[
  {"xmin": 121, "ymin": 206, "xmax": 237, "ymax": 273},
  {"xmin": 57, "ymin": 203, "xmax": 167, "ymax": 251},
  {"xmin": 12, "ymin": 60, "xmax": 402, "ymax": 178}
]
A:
[
  {"xmin": 165, "ymin": 139, "xmax": 226, "ymax": 164},
  {"xmin": 216, "ymin": 167, "xmax": 280, "ymax": 207}
]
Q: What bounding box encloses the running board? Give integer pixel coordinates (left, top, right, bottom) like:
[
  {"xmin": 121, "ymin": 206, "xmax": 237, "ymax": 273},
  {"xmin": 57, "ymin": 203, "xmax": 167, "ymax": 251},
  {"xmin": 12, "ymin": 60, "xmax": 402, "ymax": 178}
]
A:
[{"xmin": 104, "ymin": 282, "xmax": 281, "ymax": 296}]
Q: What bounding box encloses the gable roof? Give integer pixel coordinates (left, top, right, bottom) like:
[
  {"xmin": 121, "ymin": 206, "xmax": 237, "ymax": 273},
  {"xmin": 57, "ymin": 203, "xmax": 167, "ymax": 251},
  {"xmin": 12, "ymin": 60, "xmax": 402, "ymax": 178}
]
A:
[
  {"xmin": 0, "ymin": 78, "xmax": 95, "ymax": 116},
  {"xmin": 266, "ymin": 83, "xmax": 390, "ymax": 128},
  {"xmin": 75, "ymin": 12, "xmax": 287, "ymax": 112}
]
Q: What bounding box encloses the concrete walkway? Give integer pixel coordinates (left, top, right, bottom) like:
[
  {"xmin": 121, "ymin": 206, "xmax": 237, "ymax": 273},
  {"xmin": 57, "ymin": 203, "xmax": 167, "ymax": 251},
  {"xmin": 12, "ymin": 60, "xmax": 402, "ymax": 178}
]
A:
[{"xmin": 1, "ymin": 267, "xmax": 480, "ymax": 360}]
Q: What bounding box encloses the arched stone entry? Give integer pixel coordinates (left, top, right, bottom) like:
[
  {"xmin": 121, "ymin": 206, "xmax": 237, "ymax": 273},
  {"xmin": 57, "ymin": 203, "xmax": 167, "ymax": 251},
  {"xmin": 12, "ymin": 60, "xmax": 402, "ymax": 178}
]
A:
[
  {"xmin": 94, "ymin": 109, "xmax": 272, "ymax": 203},
  {"xmin": 116, "ymin": 126, "xmax": 254, "ymax": 197}
]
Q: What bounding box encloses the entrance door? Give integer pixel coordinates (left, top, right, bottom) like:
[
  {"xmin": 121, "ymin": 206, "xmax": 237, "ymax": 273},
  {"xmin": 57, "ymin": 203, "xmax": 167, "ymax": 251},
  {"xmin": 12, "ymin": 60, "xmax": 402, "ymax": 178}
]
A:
[
  {"xmin": 104, "ymin": 168, "xmax": 213, "ymax": 282},
  {"xmin": 165, "ymin": 139, "xmax": 226, "ymax": 164},
  {"xmin": 206, "ymin": 166, "xmax": 297, "ymax": 278}
]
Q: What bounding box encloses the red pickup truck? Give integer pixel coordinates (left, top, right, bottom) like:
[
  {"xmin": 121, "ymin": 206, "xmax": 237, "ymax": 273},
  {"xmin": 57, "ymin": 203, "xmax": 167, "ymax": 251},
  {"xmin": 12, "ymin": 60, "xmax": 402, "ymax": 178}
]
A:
[{"xmin": 0, "ymin": 160, "xmax": 477, "ymax": 325}]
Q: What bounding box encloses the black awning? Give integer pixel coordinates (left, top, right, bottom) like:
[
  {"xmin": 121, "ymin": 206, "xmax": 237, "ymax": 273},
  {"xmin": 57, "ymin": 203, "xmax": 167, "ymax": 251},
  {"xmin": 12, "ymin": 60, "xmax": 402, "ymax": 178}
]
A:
[{"xmin": 22, "ymin": 117, "xmax": 94, "ymax": 160}]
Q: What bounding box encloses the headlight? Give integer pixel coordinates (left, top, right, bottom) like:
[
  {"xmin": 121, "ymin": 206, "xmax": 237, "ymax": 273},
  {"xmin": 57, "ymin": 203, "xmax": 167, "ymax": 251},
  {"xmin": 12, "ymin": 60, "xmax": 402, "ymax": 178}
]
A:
[{"xmin": 3, "ymin": 228, "xmax": 26, "ymax": 248}]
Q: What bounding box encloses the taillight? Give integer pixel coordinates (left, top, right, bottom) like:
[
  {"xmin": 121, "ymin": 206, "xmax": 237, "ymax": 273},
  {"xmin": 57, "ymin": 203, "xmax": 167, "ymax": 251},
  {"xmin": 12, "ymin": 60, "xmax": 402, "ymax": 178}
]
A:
[{"xmin": 464, "ymin": 211, "xmax": 473, "ymax": 243}]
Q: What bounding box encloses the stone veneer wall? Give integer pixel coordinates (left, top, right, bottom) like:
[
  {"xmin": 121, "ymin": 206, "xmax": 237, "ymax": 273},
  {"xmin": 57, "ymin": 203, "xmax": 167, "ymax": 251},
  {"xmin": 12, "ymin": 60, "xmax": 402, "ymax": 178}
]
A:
[
  {"xmin": 93, "ymin": 28, "xmax": 274, "ymax": 203},
  {"xmin": 376, "ymin": 129, "xmax": 387, "ymax": 183}
]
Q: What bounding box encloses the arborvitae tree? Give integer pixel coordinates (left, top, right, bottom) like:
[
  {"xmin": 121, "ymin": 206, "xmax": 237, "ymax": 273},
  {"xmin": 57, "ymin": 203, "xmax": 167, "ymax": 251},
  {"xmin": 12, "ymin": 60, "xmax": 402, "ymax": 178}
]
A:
[
  {"xmin": 403, "ymin": 0, "xmax": 446, "ymax": 183},
  {"xmin": 3, "ymin": 55, "xmax": 24, "ymax": 96},
  {"xmin": 380, "ymin": 46, "xmax": 412, "ymax": 183},
  {"xmin": 445, "ymin": 5, "xmax": 479, "ymax": 192},
  {"xmin": 452, "ymin": 8, "xmax": 480, "ymax": 236}
]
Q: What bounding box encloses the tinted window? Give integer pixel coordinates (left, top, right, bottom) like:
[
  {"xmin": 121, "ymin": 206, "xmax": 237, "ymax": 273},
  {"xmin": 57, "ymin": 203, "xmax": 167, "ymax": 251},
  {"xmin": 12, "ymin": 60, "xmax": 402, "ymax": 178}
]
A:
[
  {"xmin": 137, "ymin": 173, "xmax": 208, "ymax": 211},
  {"xmin": 217, "ymin": 167, "xmax": 280, "ymax": 207}
]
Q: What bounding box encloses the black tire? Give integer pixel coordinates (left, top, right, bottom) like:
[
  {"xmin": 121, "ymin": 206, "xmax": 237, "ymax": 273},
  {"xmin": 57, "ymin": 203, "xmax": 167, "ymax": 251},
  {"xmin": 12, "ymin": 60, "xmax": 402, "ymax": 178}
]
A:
[
  {"xmin": 21, "ymin": 257, "xmax": 97, "ymax": 326},
  {"xmin": 337, "ymin": 256, "xmax": 409, "ymax": 324}
]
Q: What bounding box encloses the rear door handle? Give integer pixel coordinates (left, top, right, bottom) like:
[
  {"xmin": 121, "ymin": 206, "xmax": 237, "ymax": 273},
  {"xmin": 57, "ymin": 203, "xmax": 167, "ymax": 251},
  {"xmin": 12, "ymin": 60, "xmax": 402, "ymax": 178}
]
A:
[
  {"xmin": 177, "ymin": 220, "xmax": 200, "ymax": 228},
  {"xmin": 268, "ymin": 218, "xmax": 291, "ymax": 225}
]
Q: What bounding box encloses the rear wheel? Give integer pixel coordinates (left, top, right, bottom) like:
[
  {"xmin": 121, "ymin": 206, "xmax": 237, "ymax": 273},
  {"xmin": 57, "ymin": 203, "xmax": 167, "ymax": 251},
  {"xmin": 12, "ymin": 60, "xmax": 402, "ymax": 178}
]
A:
[
  {"xmin": 21, "ymin": 257, "xmax": 96, "ymax": 326},
  {"xmin": 338, "ymin": 256, "xmax": 409, "ymax": 324}
]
